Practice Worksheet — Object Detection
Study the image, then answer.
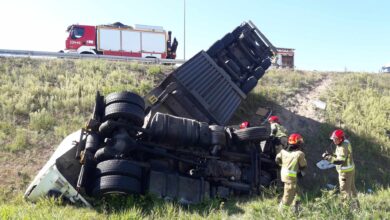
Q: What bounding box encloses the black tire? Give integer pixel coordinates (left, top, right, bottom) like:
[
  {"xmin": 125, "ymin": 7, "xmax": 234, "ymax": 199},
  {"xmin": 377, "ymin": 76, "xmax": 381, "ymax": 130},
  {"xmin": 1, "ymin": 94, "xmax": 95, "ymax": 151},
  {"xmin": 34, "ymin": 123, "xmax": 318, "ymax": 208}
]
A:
[
  {"xmin": 233, "ymin": 126, "xmax": 270, "ymax": 142},
  {"xmin": 226, "ymin": 59, "xmax": 241, "ymax": 75},
  {"xmin": 95, "ymin": 159, "xmax": 142, "ymax": 179},
  {"xmin": 232, "ymin": 27, "xmax": 243, "ymax": 39},
  {"xmin": 207, "ymin": 40, "xmax": 224, "ymax": 57},
  {"xmin": 221, "ymin": 33, "xmax": 235, "ymax": 47},
  {"xmin": 241, "ymin": 76, "xmax": 258, "ymax": 94},
  {"xmin": 99, "ymin": 120, "xmax": 119, "ymax": 137},
  {"xmin": 92, "ymin": 175, "xmax": 141, "ymax": 197},
  {"xmin": 260, "ymin": 58, "xmax": 272, "ymax": 70},
  {"xmin": 253, "ymin": 66, "xmax": 265, "ymax": 80},
  {"xmin": 105, "ymin": 91, "xmax": 145, "ymax": 110},
  {"xmin": 94, "ymin": 147, "xmax": 116, "ymax": 162},
  {"xmin": 104, "ymin": 103, "xmax": 145, "ymax": 126}
]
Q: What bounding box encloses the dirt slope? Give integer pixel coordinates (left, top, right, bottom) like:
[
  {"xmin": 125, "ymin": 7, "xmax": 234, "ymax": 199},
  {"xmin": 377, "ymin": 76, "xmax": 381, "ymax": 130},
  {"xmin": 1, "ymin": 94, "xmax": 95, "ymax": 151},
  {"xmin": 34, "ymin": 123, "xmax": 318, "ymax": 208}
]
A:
[{"xmin": 270, "ymin": 75, "xmax": 336, "ymax": 188}]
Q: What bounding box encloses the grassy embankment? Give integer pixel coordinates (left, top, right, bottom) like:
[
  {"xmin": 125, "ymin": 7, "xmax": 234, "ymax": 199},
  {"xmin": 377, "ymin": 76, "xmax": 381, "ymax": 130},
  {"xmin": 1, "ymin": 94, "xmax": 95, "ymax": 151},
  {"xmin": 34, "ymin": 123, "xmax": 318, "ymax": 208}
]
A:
[{"xmin": 0, "ymin": 58, "xmax": 389, "ymax": 219}]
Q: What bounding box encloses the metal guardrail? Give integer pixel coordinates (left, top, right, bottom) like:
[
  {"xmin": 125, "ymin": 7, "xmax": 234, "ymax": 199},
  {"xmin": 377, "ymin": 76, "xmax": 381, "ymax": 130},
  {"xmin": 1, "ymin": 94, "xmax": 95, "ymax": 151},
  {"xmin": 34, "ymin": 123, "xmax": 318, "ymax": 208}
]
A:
[{"xmin": 0, "ymin": 49, "xmax": 186, "ymax": 64}]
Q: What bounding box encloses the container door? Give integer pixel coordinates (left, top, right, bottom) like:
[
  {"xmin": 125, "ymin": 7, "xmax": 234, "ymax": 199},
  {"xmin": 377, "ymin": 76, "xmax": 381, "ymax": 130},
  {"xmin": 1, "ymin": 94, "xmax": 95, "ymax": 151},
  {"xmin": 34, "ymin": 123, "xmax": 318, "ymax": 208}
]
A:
[
  {"xmin": 122, "ymin": 30, "xmax": 141, "ymax": 53},
  {"xmin": 141, "ymin": 32, "xmax": 166, "ymax": 55},
  {"xmin": 98, "ymin": 28, "xmax": 121, "ymax": 51}
]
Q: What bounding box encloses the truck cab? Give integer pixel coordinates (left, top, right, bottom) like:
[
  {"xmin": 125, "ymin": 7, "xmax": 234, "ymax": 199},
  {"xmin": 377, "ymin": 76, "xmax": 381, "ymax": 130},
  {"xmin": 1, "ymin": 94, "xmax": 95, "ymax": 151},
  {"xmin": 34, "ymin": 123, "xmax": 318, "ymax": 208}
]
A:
[{"xmin": 65, "ymin": 25, "xmax": 96, "ymax": 54}]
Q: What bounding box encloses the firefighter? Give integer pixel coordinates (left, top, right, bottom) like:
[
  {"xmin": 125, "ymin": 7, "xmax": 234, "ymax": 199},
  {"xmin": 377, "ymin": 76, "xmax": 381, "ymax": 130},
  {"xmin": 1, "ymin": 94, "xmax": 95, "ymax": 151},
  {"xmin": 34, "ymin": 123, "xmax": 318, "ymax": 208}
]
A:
[
  {"xmin": 322, "ymin": 129, "xmax": 359, "ymax": 206},
  {"xmin": 276, "ymin": 133, "xmax": 307, "ymax": 213},
  {"xmin": 239, "ymin": 121, "xmax": 250, "ymax": 129},
  {"xmin": 268, "ymin": 116, "xmax": 288, "ymax": 154}
]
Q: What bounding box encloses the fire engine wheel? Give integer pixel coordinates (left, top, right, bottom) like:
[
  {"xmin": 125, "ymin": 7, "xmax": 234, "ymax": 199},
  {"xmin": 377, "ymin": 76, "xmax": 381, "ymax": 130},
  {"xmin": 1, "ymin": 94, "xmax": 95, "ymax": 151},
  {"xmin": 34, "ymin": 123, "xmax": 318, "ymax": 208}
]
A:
[
  {"xmin": 92, "ymin": 175, "xmax": 141, "ymax": 197},
  {"xmin": 105, "ymin": 91, "xmax": 145, "ymax": 110},
  {"xmin": 104, "ymin": 103, "xmax": 145, "ymax": 126},
  {"xmin": 233, "ymin": 126, "xmax": 270, "ymax": 143},
  {"xmin": 253, "ymin": 66, "xmax": 265, "ymax": 80},
  {"xmin": 95, "ymin": 159, "xmax": 142, "ymax": 179},
  {"xmin": 260, "ymin": 58, "xmax": 272, "ymax": 70},
  {"xmin": 241, "ymin": 76, "xmax": 258, "ymax": 94}
]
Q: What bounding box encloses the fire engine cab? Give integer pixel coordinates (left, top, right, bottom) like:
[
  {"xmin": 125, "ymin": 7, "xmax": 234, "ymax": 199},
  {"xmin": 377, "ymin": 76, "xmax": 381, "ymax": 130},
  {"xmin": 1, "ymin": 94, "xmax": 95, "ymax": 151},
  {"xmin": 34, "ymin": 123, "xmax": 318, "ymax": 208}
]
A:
[{"xmin": 64, "ymin": 22, "xmax": 178, "ymax": 59}]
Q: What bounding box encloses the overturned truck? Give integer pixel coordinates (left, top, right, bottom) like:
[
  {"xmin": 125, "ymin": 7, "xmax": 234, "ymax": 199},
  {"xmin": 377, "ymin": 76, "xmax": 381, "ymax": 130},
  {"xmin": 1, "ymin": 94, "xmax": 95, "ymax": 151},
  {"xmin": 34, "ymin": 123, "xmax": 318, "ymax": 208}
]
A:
[{"xmin": 25, "ymin": 21, "xmax": 278, "ymax": 206}]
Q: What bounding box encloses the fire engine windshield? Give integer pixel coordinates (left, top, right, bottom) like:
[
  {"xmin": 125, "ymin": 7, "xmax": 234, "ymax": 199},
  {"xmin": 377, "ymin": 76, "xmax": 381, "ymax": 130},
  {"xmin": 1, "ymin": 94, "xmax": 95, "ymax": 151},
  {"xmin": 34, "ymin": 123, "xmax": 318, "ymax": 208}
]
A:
[{"xmin": 71, "ymin": 27, "xmax": 85, "ymax": 39}]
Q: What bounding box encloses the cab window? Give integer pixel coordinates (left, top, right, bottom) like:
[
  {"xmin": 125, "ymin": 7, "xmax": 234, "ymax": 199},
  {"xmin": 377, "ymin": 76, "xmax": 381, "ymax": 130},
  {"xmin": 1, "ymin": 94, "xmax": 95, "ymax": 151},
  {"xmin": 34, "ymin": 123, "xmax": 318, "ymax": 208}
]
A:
[{"xmin": 71, "ymin": 27, "xmax": 85, "ymax": 39}]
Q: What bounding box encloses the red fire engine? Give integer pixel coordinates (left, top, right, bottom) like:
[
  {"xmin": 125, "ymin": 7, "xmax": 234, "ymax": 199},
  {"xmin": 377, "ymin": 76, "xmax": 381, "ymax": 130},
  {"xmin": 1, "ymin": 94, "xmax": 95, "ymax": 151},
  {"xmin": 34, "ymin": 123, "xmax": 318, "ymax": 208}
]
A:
[{"xmin": 64, "ymin": 22, "xmax": 178, "ymax": 59}]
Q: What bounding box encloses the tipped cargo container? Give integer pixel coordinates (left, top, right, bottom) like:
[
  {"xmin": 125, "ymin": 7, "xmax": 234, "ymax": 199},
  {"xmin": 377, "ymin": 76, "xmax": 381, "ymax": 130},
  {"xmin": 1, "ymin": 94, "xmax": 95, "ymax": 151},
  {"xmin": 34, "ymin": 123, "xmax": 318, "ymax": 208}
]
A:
[{"xmin": 145, "ymin": 21, "xmax": 276, "ymax": 126}]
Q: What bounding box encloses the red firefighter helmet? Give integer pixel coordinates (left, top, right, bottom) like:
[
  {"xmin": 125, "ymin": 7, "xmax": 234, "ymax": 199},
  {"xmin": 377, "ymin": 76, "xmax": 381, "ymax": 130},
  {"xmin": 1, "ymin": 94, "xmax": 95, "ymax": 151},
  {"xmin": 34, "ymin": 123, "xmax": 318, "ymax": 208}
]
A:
[
  {"xmin": 330, "ymin": 129, "xmax": 345, "ymax": 142},
  {"xmin": 268, "ymin": 116, "xmax": 279, "ymax": 123},
  {"xmin": 288, "ymin": 133, "xmax": 304, "ymax": 145},
  {"xmin": 239, "ymin": 121, "xmax": 250, "ymax": 129}
]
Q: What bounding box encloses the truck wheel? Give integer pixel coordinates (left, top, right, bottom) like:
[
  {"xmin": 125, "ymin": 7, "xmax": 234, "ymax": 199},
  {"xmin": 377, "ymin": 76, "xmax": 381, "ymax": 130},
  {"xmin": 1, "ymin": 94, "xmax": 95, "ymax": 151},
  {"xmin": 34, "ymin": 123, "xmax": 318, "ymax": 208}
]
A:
[
  {"xmin": 253, "ymin": 66, "xmax": 265, "ymax": 80},
  {"xmin": 94, "ymin": 147, "xmax": 116, "ymax": 163},
  {"xmin": 207, "ymin": 40, "xmax": 224, "ymax": 58},
  {"xmin": 95, "ymin": 159, "xmax": 142, "ymax": 179},
  {"xmin": 241, "ymin": 76, "xmax": 258, "ymax": 94},
  {"xmin": 221, "ymin": 33, "xmax": 235, "ymax": 47},
  {"xmin": 104, "ymin": 103, "xmax": 145, "ymax": 126},
  {"xmin": 92, "ymin": 175, "xmax": 141, "ymax": 197},
  {"xmin": 105, "ymin": 91, "xmax": 145, "ymax": 110},
  {"xmin": 99, "ymin": 120, "xmax": 119, "ymax": 137},
  {"xmin": 226, "ymin": 59, "xmax": 241, "ymax": 75},
  {"xmin": 233, "ymin": 126, "xmax": 270, "ymax": 142},
  {"xmin": 232, "ymin": 27, "xmax": 243, "ymax": 39}
]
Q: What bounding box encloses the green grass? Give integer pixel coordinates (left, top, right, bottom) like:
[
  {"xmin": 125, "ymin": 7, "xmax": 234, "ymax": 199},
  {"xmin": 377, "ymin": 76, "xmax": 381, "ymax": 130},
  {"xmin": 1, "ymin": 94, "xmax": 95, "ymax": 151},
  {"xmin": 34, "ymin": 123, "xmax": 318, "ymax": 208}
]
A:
[
  {"xmin": 1, "ymin": 188, "xmax": 389, "ymax": 219},
  {"xmin": 0, "ymin": 57, "xmax": 173, "ymax": 152},
  {"xmin": 321, "ymin": 73, "xmax": 390, "ymax": 187}
]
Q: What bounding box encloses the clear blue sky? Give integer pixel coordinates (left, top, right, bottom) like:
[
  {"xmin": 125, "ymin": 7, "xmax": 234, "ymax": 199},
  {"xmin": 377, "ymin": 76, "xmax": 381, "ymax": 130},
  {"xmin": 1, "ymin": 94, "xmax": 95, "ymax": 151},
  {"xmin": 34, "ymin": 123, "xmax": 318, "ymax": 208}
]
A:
[{"xmin": 1, "ymin": 0, "xmax": 389, "ymax": 72}]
